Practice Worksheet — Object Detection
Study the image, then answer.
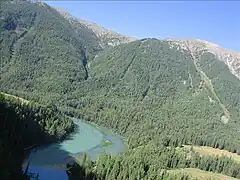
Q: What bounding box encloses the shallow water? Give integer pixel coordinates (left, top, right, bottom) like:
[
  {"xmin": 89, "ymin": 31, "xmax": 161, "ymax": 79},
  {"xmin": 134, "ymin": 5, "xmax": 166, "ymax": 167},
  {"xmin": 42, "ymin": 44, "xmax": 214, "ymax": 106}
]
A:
[{"xmin": 26, "ymin": 118, "xmax": 126, "ymax": 180}]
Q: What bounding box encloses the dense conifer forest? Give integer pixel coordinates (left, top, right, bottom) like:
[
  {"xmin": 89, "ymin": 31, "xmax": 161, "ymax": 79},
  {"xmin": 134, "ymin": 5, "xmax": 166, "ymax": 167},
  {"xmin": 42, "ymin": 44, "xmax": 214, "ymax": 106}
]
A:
[
  {"xmin": 67, "ymin": 144, "xmax": 240, "ymax": 179},
  {"xmin": 1, "ymin": 1, "xmax": 240, "ymax": 179},
  {"xmin": 0, "ymin": 92, "xmax": 73, "ymax": 179}
]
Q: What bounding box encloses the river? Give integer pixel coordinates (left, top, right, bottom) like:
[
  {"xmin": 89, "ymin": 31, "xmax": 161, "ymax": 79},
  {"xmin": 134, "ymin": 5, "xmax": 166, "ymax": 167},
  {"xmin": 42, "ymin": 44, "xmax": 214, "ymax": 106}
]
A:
[{"xmin": 24, "ymin": 118, "xmax": 126, "ymax": 180}]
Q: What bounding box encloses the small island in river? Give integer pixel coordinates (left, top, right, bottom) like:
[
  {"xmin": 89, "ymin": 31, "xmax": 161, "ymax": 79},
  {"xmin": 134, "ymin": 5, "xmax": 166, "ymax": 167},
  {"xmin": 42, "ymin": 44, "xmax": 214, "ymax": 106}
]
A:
[{"xmin": 101, "ymin": 140, "xmax": 112, "ymax": 147}]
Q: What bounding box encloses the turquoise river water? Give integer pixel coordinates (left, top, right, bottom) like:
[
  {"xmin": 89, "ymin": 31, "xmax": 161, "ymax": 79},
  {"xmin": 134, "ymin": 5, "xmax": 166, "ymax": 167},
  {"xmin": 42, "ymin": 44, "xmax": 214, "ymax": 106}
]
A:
[{"xmin": 24, "ymin": 118, "xmax": 126, "ymax": 180}]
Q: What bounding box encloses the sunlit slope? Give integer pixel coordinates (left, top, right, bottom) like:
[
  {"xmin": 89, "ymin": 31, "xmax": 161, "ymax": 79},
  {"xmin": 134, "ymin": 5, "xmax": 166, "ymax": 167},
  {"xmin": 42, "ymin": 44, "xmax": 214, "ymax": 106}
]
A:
[
  {"xmin": 72, "ymin": 39, "xmax": 240, "ymax": 153},
  {"xmin": 1, "ymin": 1, "xmax": 240, "ymax": 157}
]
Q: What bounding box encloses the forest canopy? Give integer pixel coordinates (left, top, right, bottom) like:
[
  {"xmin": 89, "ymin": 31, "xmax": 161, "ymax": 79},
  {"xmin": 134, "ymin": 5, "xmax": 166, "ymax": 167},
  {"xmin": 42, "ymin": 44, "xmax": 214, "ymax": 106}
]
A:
[{"xmin": 1, "ymin": 1, "xmax": 240, "ymax": 180}]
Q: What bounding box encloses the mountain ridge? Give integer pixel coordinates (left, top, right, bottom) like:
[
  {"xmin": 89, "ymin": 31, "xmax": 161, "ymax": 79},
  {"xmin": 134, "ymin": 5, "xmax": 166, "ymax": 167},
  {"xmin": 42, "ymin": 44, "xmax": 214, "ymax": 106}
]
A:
[
  {"xmin": 167, "ymin": 39, "xmax": 240, "ymax": 79},
  {"xmin": 55, "ymin": 6, "xmax": 240, "ymax": 80},
  {"xmin": 55, "ymin": 8, "xmax": 137, "ymax": 48}
]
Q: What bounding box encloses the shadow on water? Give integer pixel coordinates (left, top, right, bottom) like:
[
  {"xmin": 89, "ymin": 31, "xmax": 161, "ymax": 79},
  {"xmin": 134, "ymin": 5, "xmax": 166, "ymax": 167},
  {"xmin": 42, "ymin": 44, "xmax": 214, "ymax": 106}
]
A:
[
  {"xmin": 26, "ymin": 144, "xmax": 99, "ymax": 180},
  {"xmin": 23, "ymin": 118, "xmax": 126, "ymax": 180},
  {"xmin": 25, "ymin": 144, "xmax": 73, "ymax": 180},
  {"xmin": 23, "ymin": 120, "xmax": 88, "ymax": 180},
  {"xmin": 23, "ymin": 123, "xmax": 83, "ymax": 180},
  {"xmin": 0, "ymin": 96, "xmax": 80, "ymax": 180},
  {"xmin": 0, "ymin": 93, "xmax": 107, "ymax": 180}
]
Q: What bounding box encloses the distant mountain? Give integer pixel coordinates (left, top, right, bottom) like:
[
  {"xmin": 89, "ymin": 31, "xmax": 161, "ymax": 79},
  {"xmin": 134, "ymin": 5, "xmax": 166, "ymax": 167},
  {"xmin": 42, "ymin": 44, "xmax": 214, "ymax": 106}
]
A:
[
  {"xmin": 56, "ymin": 6, "xmax": 240, "ymax": 80},
  {"xmin": 55, "ymin": 8, "xmax": 137, "ymax": 48},
  {"xmin": 68, "ymin": 8, "xmax": 240, "ymax": 82}
]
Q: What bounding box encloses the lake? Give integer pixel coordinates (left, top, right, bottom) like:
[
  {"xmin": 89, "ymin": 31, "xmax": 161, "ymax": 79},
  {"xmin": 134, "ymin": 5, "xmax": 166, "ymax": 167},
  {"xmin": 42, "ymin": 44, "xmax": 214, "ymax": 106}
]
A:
[{"xmin": 24, "ymin": 118, "xmax": 126, "ymax": 180}]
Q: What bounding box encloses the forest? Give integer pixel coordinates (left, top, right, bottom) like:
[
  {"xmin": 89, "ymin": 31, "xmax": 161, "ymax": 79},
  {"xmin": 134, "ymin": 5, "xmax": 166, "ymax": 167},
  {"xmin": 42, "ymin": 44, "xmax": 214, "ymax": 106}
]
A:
[
  {"xmin": 0, "ymin": 92, "xmax": 73, "ymax": 179},
  {"xmin": 1, "ymin": 1, "xmax": 240, "ymax": 180},
  {"xmin": 67, "ymin": 144, "xmax": 240, "ymax": 179}
]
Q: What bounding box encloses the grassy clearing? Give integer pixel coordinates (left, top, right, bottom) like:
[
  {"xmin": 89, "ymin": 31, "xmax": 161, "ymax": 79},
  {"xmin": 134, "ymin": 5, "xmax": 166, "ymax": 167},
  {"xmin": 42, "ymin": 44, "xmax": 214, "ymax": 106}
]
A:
[
  {"xmin": 168, "ymin": 168, "xmax": 239, "ymax": 180},
  {"xmin": 184, "ymin": 145, "xmax": 240, "ymax": 163}
]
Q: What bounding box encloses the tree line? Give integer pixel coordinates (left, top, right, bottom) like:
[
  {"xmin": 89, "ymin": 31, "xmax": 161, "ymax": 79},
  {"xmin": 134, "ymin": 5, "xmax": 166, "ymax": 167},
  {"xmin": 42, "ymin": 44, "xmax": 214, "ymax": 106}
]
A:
[
  {"xmin": 0, "ymin": 93, "xmax": 74, "ymax": 179},
  {"xmin": 67, "ymin": 143, "xmax": 240, "ymax": 180}
]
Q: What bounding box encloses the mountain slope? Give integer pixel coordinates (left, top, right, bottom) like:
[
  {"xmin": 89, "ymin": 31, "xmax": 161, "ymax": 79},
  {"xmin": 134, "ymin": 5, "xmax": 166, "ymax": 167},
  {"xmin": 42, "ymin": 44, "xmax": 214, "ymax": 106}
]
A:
[
  {"xmin": 1, "ymin": 0, "xmax": 240, "ymax": 151},
  {"xmin": 167, "ymin": 39, "xmax": 240, "ymax": 79},
  {"xmin": 73, "ymin": 38, "xmax": 240, "ymax": 153},
  {"xmin": 0, "ymin": 0, "xmax": 103, "ymax": 101},
  {"xmin": 1, "ymin": 1, "xmax": 240, "ymax": 179},
  {"xmin": 0, "ymin": 1, "xmax": 137, "ymax": 104}
]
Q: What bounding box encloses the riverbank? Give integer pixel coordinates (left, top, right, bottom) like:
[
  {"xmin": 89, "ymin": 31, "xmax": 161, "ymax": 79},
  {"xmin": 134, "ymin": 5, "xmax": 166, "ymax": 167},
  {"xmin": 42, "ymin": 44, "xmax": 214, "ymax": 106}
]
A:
[{"xmin": 23, "ymin": 118, "xmax": 126, "ymax": 179}]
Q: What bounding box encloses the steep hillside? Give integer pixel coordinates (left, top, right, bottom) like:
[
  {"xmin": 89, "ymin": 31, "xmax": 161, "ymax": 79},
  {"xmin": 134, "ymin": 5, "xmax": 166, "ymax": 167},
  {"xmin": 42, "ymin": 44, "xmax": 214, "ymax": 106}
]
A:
[
  {"xmin": 72, "ymin": 38, "xmax": 240, "ymax": 153},
  {"xmin": 0, "ymin": 0, "xmax": 103, "ymax": 101},
  {"xmin": 0, "ymin": 1, "xmax": 136, "ymax": 104},
  {"xmin": 1, "ymin": 1, "xmax": 240, "ymax": 153},
  {"xmin": 55, "ymin": 8, "xmax": 137, "ymax": 48},
  {"xmin": 0, "ymin": 92, "xmax": 73, "ymax": 179},
  {"xmin": 1, "ymin": 1, "xmax": 240, "ymax": 179},
  {"xmin": 167, "ymin": 39, "xmax": 240, "ymax": 79}
]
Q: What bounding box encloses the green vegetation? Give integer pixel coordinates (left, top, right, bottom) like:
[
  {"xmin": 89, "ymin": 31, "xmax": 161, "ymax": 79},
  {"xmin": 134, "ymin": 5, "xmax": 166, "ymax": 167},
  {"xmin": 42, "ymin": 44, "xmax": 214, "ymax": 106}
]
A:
[
  {"xmin": 71, "ymin": 39, "xmax": 240, "ymax": 154},
  {"xmin": 67, "ymin": 144, "xmax": 240, "ymax": 179},
  {"xmin": 0, "ymin": 0, "xmax": 102, "ymax": 103},
  {"xmin": 62, "ymin": 39, "xmax": 240, "ymax": 178},
  {"xmin": 1, "ymin": 1, "xmax": 240, "ymax": 179},
  {"xmin": 0, "ymin": 92, "xmax": 73, "ymax": 179},
  {"xmin": 1, "ymin": 92, "xmax": 30, "ymax": 104},
  {"xmin": 101, "ymin": 140, "xmax": 112, "ymax": 147},
  {"xmin": 184, "ymin": 145, "xmax": 240, "ymax": 163},
  {"xmin": 168, "ymin": 168, "xmax": 239, "ymax": 180}
]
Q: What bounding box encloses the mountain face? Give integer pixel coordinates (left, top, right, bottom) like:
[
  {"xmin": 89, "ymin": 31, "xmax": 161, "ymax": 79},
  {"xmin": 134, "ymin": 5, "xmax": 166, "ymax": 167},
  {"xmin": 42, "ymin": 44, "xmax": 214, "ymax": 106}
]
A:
[
  {"xmin": 1, "ymin": 0, "xmax": 240, "ymax": 164},
  {"xmin": 77, "ymin": 38, "xmax": 240, "ymax": 149},
  {"xmin": 168, "ymin": 39, "xmax": 240, "ymax": 80},
  {"xmin": 57, "ymin": 7, "xmax": 240, "ymax": 80},
  {"xmin": 0, "ymin": 0, "xmax": 103, "ymax": 100},
  {"xmin": 0, "ymin": 0, "xmax": 136, "ymax": 102}
]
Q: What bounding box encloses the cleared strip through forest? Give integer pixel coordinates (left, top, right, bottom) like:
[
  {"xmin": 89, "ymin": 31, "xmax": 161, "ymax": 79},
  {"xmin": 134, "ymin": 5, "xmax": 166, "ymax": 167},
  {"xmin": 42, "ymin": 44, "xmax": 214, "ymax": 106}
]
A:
[{"xmin": 186, "ymin": 44, "xmax": 231, "ymax": 122}]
